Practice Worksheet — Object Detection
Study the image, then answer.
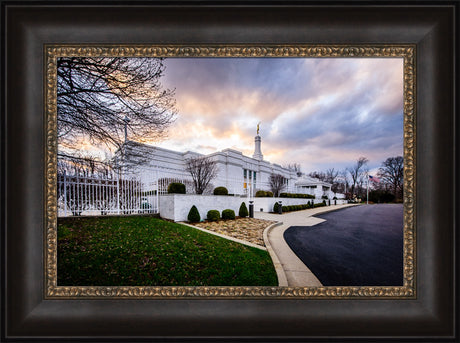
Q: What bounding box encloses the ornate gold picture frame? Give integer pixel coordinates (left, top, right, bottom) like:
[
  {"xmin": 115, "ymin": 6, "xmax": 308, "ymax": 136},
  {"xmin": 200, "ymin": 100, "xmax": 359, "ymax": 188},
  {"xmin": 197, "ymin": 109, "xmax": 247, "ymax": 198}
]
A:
[{"xmin": 45, "ymin": 45, "xmax": 416, "ymax": 299}]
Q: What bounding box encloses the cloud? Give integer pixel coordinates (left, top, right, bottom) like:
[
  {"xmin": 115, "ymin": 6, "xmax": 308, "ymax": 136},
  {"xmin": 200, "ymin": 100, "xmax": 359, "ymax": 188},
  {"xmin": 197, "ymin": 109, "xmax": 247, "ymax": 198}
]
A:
[{"xmin": 153, "ymin": 57, "xmax": 404, "ymax": 172}]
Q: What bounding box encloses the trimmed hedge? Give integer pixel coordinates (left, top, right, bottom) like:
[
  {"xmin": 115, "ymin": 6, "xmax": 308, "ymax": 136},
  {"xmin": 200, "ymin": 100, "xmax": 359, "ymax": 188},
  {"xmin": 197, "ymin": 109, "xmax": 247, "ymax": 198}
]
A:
[
  {"xmin": 279, "ymin": 193, "xmax": 315, "ymax": 199},
  {"xmin": 255, "ymin": 190, "xmax": 274, "ymax": 197},
  {"xmin": 222, "ymin": 209, "xmax": 236, "ymax": 220},
  {"xmin": 207, "ymin": 210, "xmax": 220, "ymax": 221},
  {"xmin": 314, "ymin": 202, "xmax": 327, "ymax": 208},
  {"xmin": 213, "ymin": 187, "xmax": 229, "ymax": 195},
  {"xmin": 187, "ymin": 205, "xmax": 201, "ymax": 222},
  {"xmin": 273, "ymin": 202, "xmax": 280, "ymax": 213},
  {"xmin": 239, "ymin": 202, "xmax": 249, "ymax": 218},
  {"xmin": 279, "ymin": 202, "xmax": 328, "ymax": 212},
  {"xmin": 167, "ymin": 182, "xmax": 186, "ymax": 194}
]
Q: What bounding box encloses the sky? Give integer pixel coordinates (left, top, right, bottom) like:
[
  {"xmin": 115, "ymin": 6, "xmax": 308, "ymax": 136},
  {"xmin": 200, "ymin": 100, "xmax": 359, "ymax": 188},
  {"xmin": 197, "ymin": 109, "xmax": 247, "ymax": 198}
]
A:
[{"xmin": 153, "ymin": 57, "xmax": 404, "ymax": 175}]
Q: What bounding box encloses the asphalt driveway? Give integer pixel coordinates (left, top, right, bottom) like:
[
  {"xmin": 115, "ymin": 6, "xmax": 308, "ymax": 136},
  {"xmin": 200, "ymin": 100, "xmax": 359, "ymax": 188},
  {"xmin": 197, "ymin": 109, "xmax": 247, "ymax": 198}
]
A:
[{"xmin": 283, "ymin": 204, "xmax": 403, "ymax": 286}]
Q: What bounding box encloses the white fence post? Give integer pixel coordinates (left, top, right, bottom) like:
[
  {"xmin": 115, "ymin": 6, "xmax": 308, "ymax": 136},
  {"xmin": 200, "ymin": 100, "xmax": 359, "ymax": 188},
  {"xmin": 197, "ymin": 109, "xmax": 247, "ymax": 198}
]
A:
[
  {"xmin": 63, "ymin": 170, "xmax": 67, "ymax": 217},
  {"xmin": 117, "ymin": 171, "xmax": 120, "ymax": 215}
]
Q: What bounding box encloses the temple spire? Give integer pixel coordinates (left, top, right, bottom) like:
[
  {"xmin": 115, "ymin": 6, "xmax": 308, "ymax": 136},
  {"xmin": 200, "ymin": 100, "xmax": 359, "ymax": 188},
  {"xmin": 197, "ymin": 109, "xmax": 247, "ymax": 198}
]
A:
[{"xmin": 253, "ymin": 122, "xmax": 263, "ymax": 160}]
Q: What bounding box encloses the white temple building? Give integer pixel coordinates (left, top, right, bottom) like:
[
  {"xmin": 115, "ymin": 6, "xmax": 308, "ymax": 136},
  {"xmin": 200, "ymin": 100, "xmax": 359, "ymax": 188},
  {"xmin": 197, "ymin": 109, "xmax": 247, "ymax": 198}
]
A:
[{"xmin": 118, "ymin": 131, "xmax": 342, "ymax": 200}]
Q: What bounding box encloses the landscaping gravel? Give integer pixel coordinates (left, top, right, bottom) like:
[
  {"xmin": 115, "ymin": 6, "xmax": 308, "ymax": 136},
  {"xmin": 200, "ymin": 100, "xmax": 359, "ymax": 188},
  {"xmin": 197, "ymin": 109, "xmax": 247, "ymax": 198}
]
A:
[{"xmin": 193, "ymin": 218, "xmax": 276, "ymax": 247}]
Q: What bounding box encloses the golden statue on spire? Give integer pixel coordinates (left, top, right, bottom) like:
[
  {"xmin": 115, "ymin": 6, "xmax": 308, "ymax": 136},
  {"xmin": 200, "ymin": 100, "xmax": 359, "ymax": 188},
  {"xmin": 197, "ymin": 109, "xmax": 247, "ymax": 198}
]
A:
[{"xmin": 257, "ymin": 122, "xmax": 260, "ymax": 135}]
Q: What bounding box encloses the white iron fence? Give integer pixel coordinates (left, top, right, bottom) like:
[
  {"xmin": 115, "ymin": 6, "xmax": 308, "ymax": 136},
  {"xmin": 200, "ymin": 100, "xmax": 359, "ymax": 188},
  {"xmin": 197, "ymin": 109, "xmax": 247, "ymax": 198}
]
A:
[
  {"xmin": 57, "ymin": 166, "xmax": 326, "ymax": 217},
  {"xmin": 57, "ymin": 171, "xmax": 159, "ymax": 217}
]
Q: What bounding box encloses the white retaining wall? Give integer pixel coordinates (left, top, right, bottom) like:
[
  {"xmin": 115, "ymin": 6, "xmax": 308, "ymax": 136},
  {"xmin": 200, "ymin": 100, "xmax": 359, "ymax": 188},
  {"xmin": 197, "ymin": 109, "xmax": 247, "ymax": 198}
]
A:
[
  {"xmin": 159, "ymin": 194, "xmax": 248, "ymax": 222},
  {"xmin": 253, "ymin": 197, "xmax": 347, "ymax": 212},
  {"xmin": 159, "ymin": 194, "xmax": 348, "ymax": 222}
]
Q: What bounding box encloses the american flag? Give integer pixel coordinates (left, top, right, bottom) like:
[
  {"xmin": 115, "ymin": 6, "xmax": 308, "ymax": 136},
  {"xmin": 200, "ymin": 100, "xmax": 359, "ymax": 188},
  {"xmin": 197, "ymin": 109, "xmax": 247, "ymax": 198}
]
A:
[{"xmin": 369, "ymin": 175, "xmax": 380, "ymax": 183}]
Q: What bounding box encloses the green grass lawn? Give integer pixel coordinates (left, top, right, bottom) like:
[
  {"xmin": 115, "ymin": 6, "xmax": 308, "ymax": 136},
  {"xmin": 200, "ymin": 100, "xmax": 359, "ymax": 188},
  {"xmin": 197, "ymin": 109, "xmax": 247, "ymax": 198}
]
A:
[{"xmin": 57, "ymin": 216, "xmax": 278, "ymax": 286}]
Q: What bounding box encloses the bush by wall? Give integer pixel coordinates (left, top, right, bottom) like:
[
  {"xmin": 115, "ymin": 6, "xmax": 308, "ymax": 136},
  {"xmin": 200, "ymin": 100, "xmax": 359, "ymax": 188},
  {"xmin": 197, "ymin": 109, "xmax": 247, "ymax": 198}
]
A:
[
  {"xmin": 255, "ymin": 190, "xmax": 274, "ymax": 197},
  {"xmin": 168, "ymin": 182, "xmax": 186, "ymax": 194},
  {"xmin": 239, "ymin": 202, "xmax": 248, "ymax": 217},
  {"xmin": 187, "ymin": 205, "xmax": 201, "ymax": 222},
  {"xmin": 273, "ymin": 202, "xmax": 280, "ymax": 213},
  {"xmin": 279, "ymin": 193, "xmax": 315, "ymax": 199},
  {"xmin": 213, "ymin": 186, "xmax": 229, "ymax": 195},
  {"xmin": 314, "ymin": 202, "xmax": 326, "ymax": 208},
  {"xmin": 207, "ymin": 210, "xmax": 220, "ymax": 221},
  {"xmin": 222, "ymin": 209, "xmax": 236, "ymax": 220},
  {"xmin": 280, "ymin": 203, "xmax": 313, "ymax": 213}
]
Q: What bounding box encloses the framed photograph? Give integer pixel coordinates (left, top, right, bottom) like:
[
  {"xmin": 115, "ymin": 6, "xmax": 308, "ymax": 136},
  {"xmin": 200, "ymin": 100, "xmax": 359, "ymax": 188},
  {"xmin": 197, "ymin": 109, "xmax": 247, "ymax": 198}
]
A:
[
  {"xmin": 2, "ymin": 1, "xmax": 457, "ymax": 341},
  {"xmin": 47, "ymin": 46, "xmax": 414, "ymax": 296}
]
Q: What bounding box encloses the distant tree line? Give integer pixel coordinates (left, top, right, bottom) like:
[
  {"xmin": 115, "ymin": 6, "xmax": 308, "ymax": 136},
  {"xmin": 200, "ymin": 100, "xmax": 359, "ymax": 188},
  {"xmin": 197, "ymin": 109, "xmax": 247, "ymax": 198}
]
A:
[{"xmin": 305, "ymin": 155, "xmax": 403, "ymax": 203}]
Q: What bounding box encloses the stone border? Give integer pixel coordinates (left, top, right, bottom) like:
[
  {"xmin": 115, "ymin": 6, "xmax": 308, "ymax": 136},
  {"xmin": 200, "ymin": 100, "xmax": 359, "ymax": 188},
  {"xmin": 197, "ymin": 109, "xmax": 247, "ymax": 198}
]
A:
[
  {"xmin": 263, "ymin": 221, "xmax": 289, "ymax": 287},
  {"xmin": 179, "ymin": 222, "xmax": 267, "ymax": 251}
]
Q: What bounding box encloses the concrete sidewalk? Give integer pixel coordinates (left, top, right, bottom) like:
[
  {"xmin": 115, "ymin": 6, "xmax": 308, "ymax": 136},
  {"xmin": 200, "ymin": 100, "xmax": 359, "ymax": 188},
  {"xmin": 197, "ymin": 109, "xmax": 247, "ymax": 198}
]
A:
[{"xmin": 256, "ymin": 204, "xmax": 359, "ymax": 287}]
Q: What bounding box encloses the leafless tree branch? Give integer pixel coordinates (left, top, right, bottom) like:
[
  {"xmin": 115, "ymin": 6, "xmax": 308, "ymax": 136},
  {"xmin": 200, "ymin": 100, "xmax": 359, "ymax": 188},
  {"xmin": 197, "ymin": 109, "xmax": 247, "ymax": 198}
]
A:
[{"xmin": 185, "ymin": 156, "xmax": 219, "ymax": 194}]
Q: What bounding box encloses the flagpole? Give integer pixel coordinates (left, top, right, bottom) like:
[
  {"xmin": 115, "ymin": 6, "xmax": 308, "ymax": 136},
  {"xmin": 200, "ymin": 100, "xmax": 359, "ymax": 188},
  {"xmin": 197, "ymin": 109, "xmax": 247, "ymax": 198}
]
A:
[{"xmin": 366, "ymin": 173, "xmax": 369, "ymax": 205}]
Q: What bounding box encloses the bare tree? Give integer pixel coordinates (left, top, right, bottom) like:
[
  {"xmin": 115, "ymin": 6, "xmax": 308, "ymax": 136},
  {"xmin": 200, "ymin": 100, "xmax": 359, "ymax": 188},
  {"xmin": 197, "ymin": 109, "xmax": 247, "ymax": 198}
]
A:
[
  {"xmin": 308, "ymin": 171, "xmax": 327, "ymax": 182},
  {"xmin": 284, "ymin": 163, "xmax": 303, "ymax": 177},
  {"xmin": 347, "ymin": 157, "xmax": 369, "ymax": 196},
  {"xmin": 58, "ymin": 152, "xmax": 113, "ymax": 178},
  {"xmin": 331, "ymin": 170, "xmax": 348, "ymax": 195},
  {"xmin": 269, "ymin": 173, "xmax": 287, "ymax": 197},
  {"xmin": 112, "ymin": 140, "xmax": 158, "ymax": 173},
  {"xmin": 57, "ymin": 57, "xmax": 177, "ymax": 152},
  {"xmin": 185, "ymin": 156, "xmax": 219, "ymax": 194},
  {"xmin": 325, "ymin": 168, "xmax": 339, "ymax": 184},
  {"xmin": 378, "ymin": 156, "xmax": 404, "ymax": 200}
]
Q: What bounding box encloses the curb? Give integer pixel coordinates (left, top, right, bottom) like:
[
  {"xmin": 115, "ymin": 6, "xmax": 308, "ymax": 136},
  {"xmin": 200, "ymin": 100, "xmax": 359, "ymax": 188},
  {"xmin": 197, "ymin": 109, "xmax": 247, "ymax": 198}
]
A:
[
  {"xmin": 263, "ymin": 221, "xmax": 289, "ymax": 287},
  {"xmin": 179, "ymin": 222, "xmax": 267, "ymax": 251}
]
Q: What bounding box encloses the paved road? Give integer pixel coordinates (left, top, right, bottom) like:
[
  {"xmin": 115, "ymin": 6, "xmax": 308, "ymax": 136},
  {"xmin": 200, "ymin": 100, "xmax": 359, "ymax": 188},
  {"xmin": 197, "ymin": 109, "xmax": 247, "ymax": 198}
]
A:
[{"xmin": 283, "ymin": 204, "xmax": 403, "ymax": 286}]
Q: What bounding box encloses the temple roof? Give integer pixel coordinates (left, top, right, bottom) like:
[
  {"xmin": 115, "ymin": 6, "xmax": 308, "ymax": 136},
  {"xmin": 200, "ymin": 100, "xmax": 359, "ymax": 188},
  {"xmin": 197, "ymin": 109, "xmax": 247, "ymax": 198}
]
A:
[{"xmin": 295, "ymin": 176, "xmax": 332, "ymax": 187}]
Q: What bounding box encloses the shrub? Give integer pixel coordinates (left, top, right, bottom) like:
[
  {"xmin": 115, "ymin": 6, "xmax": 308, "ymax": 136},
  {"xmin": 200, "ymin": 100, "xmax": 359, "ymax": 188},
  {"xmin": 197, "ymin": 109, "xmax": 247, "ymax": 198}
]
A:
[
  {"xmin": 239, "ymin": 202, "xmax": 249, "ymax": 217},
  {"xmin": 168, "ymin": 182, "xmax": 186, "ymax": 194},
  {"xmin": 255, "ymin": 190, "xmax": 265, "ymax": 197},
  {"xmin": 279, "ymin": 192, "xmax": 315, "ymax": 199},
  {"xmin": 207, "ymin": 210, "xmax": 220, "ymax": 221},
  {"xmin": 273, "ymin": 202, "xmax": 280, "ymax": 213},
  {"xmin": 333, "ymin": 196, "xmax": 338, "ymax": 200},
  {"xmin": 255, "ymin": 190, "xmax": 274, "ymax": 197},
  {"xmin": 222, "ymin": 209, "xmax": 236, "ymax": 220},
  {"xmin": 322, "ymin": 195, "xmax": 328, "ymax": 200},
  {"xmin": 282, "ymin": 206, "xmax": 288, "ymax": 212},
  {"xmin": 187, "ymin": 205, "xmax": 201, "ymax": 222},
  {"xmin": 213, "ymin": 186, "xmax": 228, "ymax": 195},
  {"xmin": 313, "ymin": 202, "xmax": 326, "ymax": 208}
]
